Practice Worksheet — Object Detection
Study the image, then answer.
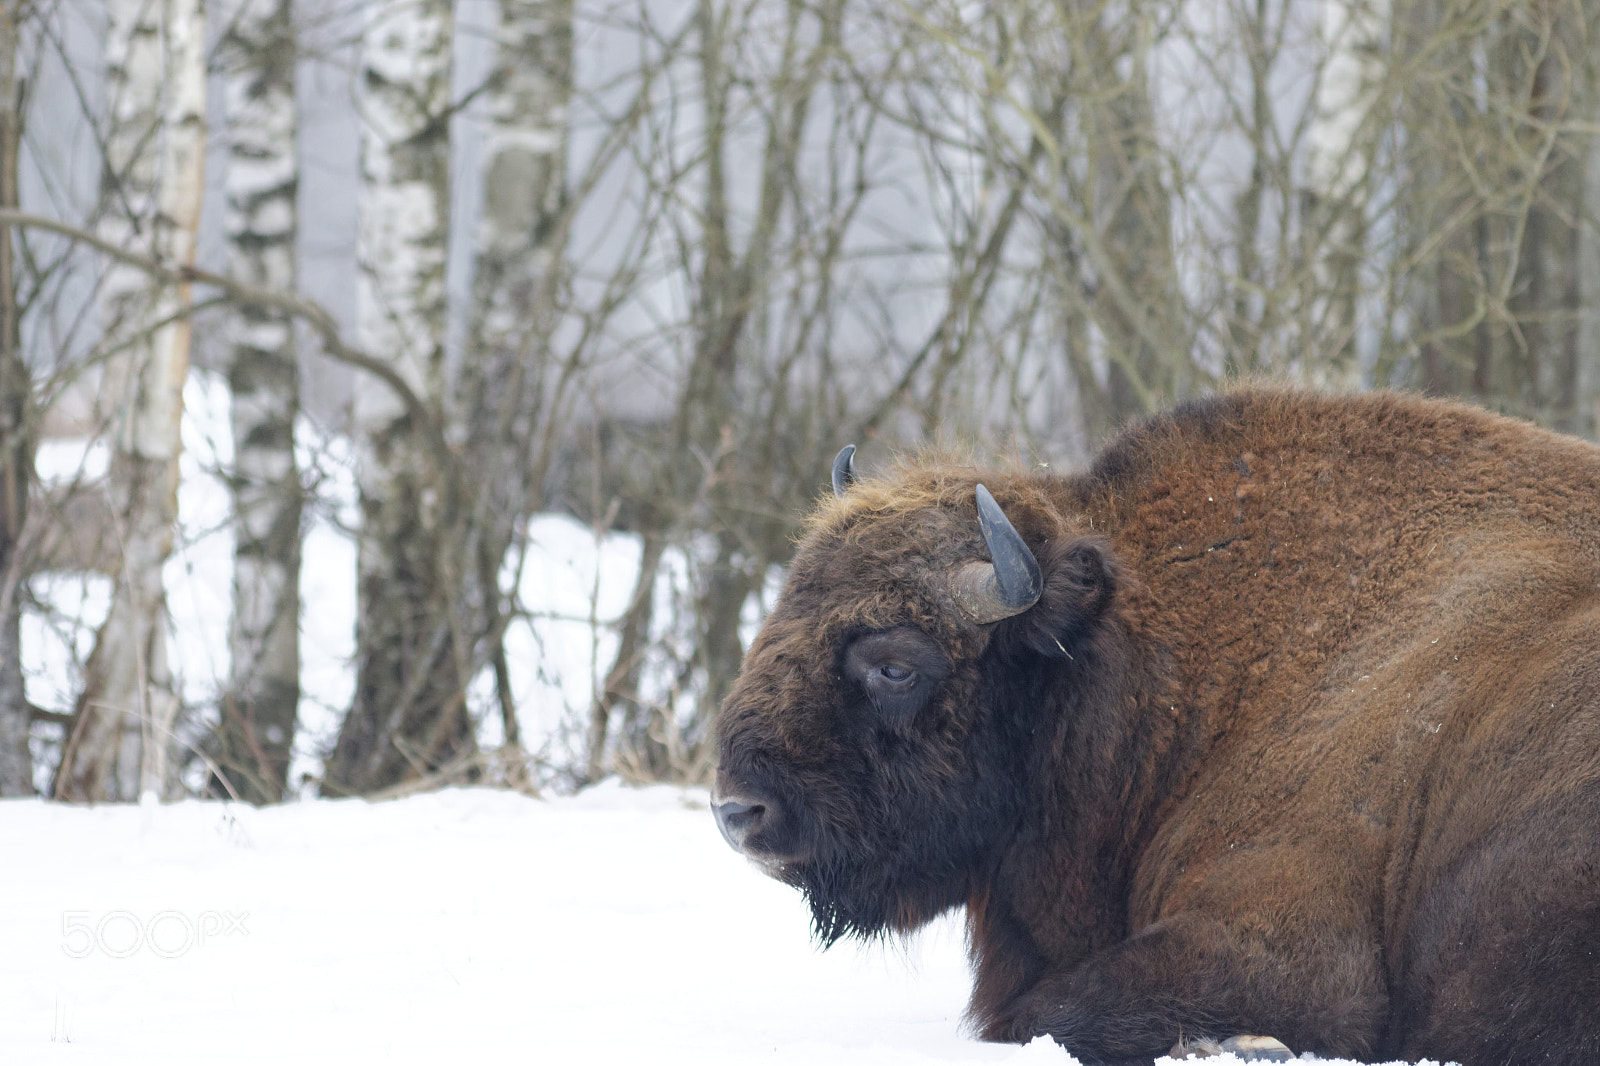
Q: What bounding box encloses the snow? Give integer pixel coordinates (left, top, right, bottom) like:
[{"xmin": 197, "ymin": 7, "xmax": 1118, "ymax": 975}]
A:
[{"xmin": 0, "ymin": 784, "xmax": 1447, "ymax": 1065}]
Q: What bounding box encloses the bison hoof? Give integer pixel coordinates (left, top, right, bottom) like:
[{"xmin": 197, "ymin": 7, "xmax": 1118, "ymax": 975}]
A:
[{"xmin": 1168, "ymin": 1034, "xmax": 1294, "ymax": 1062}]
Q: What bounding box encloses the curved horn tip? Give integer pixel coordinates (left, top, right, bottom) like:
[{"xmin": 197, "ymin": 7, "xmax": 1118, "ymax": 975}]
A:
[
  {"xmin": 972, "ymin": 483, "xmax": 1043, "ymax": 609},
  {"xmin": 831, "ymin": 444, "xmax": 859, "ymax": 498}
]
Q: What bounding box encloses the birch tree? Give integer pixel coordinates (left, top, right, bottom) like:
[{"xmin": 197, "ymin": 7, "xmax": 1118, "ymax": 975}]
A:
[
  {"xmin": 324, "ymin": 0, "xmax": 578, "ymax": 795},
  {"xmin": 325, "ymin": 0, "xmax": 463, "ymax": 795},
  {"xmin": 458, "ymin": 0, "xmax": 573, "ymax": 781},
  {"xmin": 215, "ymin": 0, "xmax": 301, "ymax": 804},
  {"xmin": 56, "ymin": 0, "xmax": 206, "ymax": 802}
]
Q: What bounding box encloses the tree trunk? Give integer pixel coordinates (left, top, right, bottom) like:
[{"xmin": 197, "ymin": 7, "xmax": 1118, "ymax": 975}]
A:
[
  {"xmin": 325, "ymin": 0, "xmax": 464, "ymax": 795},
  {"xmin": 594, "ymin": 531, "xmax": 664, "ymax": 782},
  {"xmin": 458, "ymin": 0, "xmax": 572, "ymax": 777},
  {"xmin": 1088, "ymin": 15, "xmax": 1183, "ymax": 425},
  {"xmin": 1511, "ymin": 7, "xmax": 1596, "ymax": 434},
  {"xmin": 690, "ymin": 530, "xmax": 754, "ymax": 750},
  {"xmin": 1301, "ymin": 0, "xmax": 1384, "ymax": 385},
  {"xmin": 56, "ymin": 0, "xmax": 205, "ymax": 803},
  {"xmin": 215, "ymin": 0, "xmax": 301, "ymax": 804},
  {"xmin": 0, "ymin": 0, "xmax": 32, "ymax": 796},
  {"xmin": 327, "ymin": 0, "xmax": 575, "ymax": 797},
  {"xmin": 1578, "ymin": 82, "xmax": 1600, "ymax": 441},
  {"xmin": 1033, "ymin": 6, "xmax": 1183, "ymax": 442}
]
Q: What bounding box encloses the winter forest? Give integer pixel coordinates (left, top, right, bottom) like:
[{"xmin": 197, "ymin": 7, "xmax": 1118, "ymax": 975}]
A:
[{"xmin": 1, "ymin": 0, "xmax": 1598, "ymax": 805}]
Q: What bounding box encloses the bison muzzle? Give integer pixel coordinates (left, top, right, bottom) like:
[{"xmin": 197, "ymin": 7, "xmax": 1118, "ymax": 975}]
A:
[{"xmin": 712, "ymin": 390, "xmax": 1600, "ymax": 1065}]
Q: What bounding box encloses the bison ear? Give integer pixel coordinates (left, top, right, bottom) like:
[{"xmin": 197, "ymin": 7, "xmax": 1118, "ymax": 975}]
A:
[{"xmin": 1004, "ymin": 536, "xmax": 1118, "ymax": 659}]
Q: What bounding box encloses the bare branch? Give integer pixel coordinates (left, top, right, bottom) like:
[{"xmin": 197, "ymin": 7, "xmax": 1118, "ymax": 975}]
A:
[{"xmin": 0, "ymin": 208, "xmax": 453, "ymax": 469}]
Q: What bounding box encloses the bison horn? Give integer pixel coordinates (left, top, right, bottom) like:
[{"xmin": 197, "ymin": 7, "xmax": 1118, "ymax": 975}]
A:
[
  {"xmin": 831, "ymin": 444, "xmax": 859, "ymax": 498},
  {"xmin": 950, "ymin": 484, "xmax": 1042, "ymax": 623}
]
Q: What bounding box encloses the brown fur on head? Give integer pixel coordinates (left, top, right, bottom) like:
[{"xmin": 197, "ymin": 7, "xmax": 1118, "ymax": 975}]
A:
[{"xmin": 714, "ymin": 455, "xmax": 1143, "ymax": 946}]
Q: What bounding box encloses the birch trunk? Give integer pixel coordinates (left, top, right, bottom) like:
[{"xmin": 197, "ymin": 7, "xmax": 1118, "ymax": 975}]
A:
[
  {"xmin": 325, "ymin": 0, "xmax": 462, "ymax": 795},
  {"xmin": 460, "ymin": 0, "xmax": 571, "ymax": 782},
  {"xmin": 56, "ymin": 0, "xmax": 205, "ymax": 803},
  {"xmin": 216, "ymin": 0, "xmax": 301, "ymax": 804},
  {"xmin": 327, "ymin": 0, "xmax": 574, "ymax": 795},
  {"xmin": 0, "ymin": 0, "xmax": 32, "ymax": 795}
]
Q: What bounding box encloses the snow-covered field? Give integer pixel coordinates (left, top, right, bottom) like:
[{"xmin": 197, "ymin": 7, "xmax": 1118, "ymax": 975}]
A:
[{"xmin": 0, "ymin": 784, "xmax": 1444, "ymax": 1065}]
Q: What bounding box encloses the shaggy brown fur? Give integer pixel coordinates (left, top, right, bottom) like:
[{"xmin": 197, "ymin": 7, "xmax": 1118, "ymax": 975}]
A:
[{"xmin": 712, "ymin": 389, "xmax": 1600, "ymax": 1065}]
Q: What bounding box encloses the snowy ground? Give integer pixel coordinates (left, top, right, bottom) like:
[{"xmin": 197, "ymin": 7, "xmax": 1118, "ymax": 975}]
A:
[{"xmin": 0, "ymin": 784, "xmax": 1446, "ymax": 1065}]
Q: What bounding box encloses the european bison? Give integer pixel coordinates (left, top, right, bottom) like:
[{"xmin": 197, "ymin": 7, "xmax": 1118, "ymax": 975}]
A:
[{"xmin": 712, "ymin": 390, "xmax": 1600, "ymax": 1065}]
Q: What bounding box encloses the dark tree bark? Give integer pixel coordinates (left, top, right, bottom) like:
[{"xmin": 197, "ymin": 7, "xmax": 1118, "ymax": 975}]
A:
[{"xmin": 0, "ymin": 0, "xmax": 33, "ymax": 796}]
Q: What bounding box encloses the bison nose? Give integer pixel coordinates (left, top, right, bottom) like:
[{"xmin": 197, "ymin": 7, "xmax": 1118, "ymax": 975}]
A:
[{"xmin": 713, "ymin": 793, "xmax": 769, "ymax": 852}]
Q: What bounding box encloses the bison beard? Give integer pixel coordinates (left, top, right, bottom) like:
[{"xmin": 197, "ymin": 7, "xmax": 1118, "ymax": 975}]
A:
[
  {"xmin": 712, "ymin": 390, "xmax": 1600, "ymax": 1066},
  {"xmin": 793, "ymin": 853, "xmax": 885, "ymax": 947},
  {"xmin": 790, "ymin": 851, "xmax": 857, "ymax": 941},
  {"xmin": 781, "ymin": 815, "xmax": 923, "ymax": 946},
  {"xmin": 752, "ymin": 717, "xmax": 1017, "ymax": 941}
]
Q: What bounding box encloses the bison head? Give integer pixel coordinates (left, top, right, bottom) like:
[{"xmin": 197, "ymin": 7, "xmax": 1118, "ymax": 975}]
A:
[{"xmin": 712, "ymin": 451, "xmax": 1119, "ymax": 945}]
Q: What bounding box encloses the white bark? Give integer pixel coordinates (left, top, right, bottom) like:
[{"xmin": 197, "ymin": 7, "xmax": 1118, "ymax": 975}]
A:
[
  {"xmin": 57, "ymin": 0, "xmax": 205, "ymax": 802},
  {"xmin": 328, "ymin": 0, "xmax": 459, "ymax": 794},
  {"xmin": 471, "ymin": 0, "xmax": 568, "ymax": 357},
  {"xmin": 354, "ymin": 0, "xmax": 451, "ymax": 420},
  {"xmin": 218, "ymin": 0, "xmax": 301, "ymax": 803},
  {"xmin": 464, "ymin": 0, "xmax": 572, "ymax": 779}
]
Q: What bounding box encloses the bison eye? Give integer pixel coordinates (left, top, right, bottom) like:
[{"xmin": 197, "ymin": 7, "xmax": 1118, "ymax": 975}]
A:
[
  {"xmin": 876, "ymin": 663, "xmax": 914, "ymax": 684},
  {"xmin": 843, "ymin": 627, "xmax": 950, "ymax": 724}
]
